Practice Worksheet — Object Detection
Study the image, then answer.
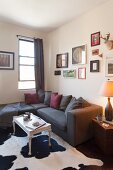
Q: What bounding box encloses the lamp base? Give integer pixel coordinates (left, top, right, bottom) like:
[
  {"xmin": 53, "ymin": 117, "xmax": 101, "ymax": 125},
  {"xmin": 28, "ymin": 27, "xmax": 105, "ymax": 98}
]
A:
[{"xmin": 105, "ymin": 97, "xmax": 113, "ymax": 121}]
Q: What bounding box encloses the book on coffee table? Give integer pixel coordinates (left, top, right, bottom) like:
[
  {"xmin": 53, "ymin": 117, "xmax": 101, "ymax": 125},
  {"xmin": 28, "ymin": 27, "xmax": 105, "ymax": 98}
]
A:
[{"xmin": 25, "ymin": 120, "xmax": 46, "ymax": 130}]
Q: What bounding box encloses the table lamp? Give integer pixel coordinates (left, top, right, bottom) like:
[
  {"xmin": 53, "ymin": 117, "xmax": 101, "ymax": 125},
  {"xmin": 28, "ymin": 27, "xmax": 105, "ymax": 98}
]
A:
[{"xmin": 100, "ymin": 80, "xmax": 113, "ymax": 121}]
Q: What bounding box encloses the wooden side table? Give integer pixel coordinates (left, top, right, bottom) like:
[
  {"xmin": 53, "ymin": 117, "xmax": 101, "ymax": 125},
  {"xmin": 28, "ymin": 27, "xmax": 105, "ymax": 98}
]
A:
[{"xmin": 92, "ymin": 118, "xmax": 113, "ymax": 155}]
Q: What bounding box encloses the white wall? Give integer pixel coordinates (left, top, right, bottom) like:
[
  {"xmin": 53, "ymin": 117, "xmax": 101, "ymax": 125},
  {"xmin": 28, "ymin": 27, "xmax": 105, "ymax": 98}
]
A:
[
  {"xmin": 45, "ymin": 0, "xmax": 113, "ymax": 108},
  {"xmin": 0, "ymin": 22, "xmax": 46, "ymax": 104}
]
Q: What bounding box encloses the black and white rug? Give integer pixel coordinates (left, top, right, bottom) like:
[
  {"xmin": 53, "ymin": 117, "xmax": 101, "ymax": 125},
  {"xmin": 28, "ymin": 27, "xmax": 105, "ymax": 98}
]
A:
[{"xmin": 0, "ymin": 126, "xmax": 103, "ymax": 170}]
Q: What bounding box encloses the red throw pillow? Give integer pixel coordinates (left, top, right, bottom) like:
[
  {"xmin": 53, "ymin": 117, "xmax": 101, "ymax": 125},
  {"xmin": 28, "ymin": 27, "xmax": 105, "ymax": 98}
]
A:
[
  {"xmin": 50, "ymin": 93, "xmax": 62, "ymax": 109},
  {"xmin": 24, "ymin": 93, "xmax": 39, "ymax": 104}
]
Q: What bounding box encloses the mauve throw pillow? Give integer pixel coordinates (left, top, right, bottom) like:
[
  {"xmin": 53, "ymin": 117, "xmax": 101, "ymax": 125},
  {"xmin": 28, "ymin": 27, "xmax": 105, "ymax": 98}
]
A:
[
  {"xmin": 59, "ymin": 95, "xmax": 72, "ymax": 111},
  {"xmin": 50, "ymin": 93, "xmax": 62, "ymax": 109},
  {"xmin": 44, "ymin": 91, "xmax": 52, "ymax": 106},
  {"xmin": 38, "ymin": 89, "xmax": 45, "ymax": 103},
  {"xmin": 24, "ymin": 93, "xmax": 39, "ymax": 104},
  {"xmin": 65, "ymin": 97, "xmax": 82, "ymax": 116}
]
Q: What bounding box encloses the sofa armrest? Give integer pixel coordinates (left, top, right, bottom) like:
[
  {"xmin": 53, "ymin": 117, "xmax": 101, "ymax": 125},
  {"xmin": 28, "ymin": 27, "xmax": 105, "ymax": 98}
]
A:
[{"xmin": 66, "ymin": 104, "xmax": 102, "ymax": 146}]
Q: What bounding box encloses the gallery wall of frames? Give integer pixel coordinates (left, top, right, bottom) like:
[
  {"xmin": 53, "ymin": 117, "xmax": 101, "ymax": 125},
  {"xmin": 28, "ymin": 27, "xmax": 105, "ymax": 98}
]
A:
[{"xmin": 54, "ymin": 31, "xmax": 113, "ymax": 79}]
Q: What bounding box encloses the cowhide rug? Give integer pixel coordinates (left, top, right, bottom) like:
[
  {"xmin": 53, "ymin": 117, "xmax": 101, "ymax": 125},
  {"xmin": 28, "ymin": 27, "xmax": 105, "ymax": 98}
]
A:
[{"xmin": 0, "ymin": 127, "xmax": 103, "ymax": 170}]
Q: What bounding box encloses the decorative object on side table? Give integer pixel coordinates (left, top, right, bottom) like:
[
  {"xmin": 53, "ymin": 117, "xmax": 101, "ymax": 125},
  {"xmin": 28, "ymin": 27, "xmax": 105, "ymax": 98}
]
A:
[
  {"xmin": 96, "ymin": 113, "xmax": 102, "ymax": 122},
  {"xmin": 90, "ymin": 60, "xmax": 100, "ymax": 72},
  {"xmin": 100, "ymin": 80, "xmax": 113, "ymax": 121},
  {"xmin": 91, "ymin": 32, "xmax": 100, "ymax": 47}
]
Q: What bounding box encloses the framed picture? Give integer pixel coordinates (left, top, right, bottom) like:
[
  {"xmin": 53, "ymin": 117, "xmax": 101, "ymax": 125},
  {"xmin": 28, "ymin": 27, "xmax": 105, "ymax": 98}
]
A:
[
  {"xmin": 78, "ymin": 67, "xmax": 86, "ymax": 79},
  {"xmin": 0, "ymin": 51, "xmax": 14, "ymax": 70},
  {"xmin": 92, "ymin": 49, "xmax": 99, "ymax": 56},
  {"xmin": 72, "ymin": 45, "xmax": 86, "ymax": 64},
  {"xmin": 90, "ymin": 60, "xmax": 100, "ymax": 72},
  {"xmin": 91, "ymin": 32, "xmax": 100, "ymax": 46},
  {"xmin": 63, "ymin": 70, "xmax": 76, "ymax": 78},
  {"xmin": 56, "ymin": 53, "xmax": 68, "ymax": 68},
  {"xmin": 54, "ymin": 70, "xmax": 61, "ymax": 75},
  {"xmin": 106, "ymin": 57, "xmax": 113, "ymax": 76}
]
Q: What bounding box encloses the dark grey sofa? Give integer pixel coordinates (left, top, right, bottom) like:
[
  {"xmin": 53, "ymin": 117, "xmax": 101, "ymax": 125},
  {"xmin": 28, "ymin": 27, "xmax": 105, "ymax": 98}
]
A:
[
  {"xmin": 36, "ymin": 104, "xmax": 102, "ymax": 146},
  {"xmin": 0, "ymin": 100, "xmax": 102, "ymax": 147}
]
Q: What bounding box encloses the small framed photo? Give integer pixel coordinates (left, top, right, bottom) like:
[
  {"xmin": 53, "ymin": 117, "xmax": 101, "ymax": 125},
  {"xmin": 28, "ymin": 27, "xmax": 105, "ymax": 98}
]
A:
[
  {"xmin": 91, "ymin": 32, "xmax": 100, "ymax": 47},
  {"xmin": 90, "ymin": 60, "xmax": 100, "ymax": 72},
  {"xmin": 72, "ymin": 45, "xmax": 86, "ymax": 64},
  {"xmin": 106, "ymin": 57, "xmax": 113, "ymax": 76},
  {"xmin": 56, "ymin": 53, "xmax": 68, "ymax": 68},
  {"xmin": 0, "ymin": 51, "xmax": 14, "ymax": 70},
  {"xmin": 78, "ymin": 67, "xmax": 86, "ymax": 79},
  {"xmin": 92, "ymin": 49, "xmax": 99, "ymax": 56},
  {"xmin": 63, "ymin": 70, "xmax": 76, "ymax": 78},
  {"xmin": 54, "ymin": 70, "xmax": 61, "ymax": 75}
]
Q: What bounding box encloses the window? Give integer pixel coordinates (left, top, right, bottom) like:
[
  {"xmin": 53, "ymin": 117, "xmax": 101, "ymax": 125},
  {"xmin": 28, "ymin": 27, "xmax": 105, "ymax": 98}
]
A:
[{"xmin": 18, "ymin": 39, "xmax": 35, "ymax": 90}]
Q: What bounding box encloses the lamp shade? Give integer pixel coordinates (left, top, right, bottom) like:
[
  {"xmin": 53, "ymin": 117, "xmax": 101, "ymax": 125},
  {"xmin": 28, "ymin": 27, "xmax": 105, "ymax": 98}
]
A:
[{"xmin": 100, "ymin": 81, "xmax": 113, "ymax": 97}]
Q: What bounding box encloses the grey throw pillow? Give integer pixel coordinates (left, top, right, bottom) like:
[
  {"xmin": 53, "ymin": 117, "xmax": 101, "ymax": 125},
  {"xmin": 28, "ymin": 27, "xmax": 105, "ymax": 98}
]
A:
[
  {"xmin": 38, "ymin": 89, "xmax": 45, "ymax": 103},
  {"xmin": 44, "ymin": 91, "xmax": 52, "ymax": 106},
  {"xmin": 77, "ymin": 97, "xmax": 90, "ymax": 107},
  {"xmin": 65, "ymin": 97, "xmax": 82, "ymax": 116},
  {"xmin": 59, "ymin": 95, "xmax": 72, "ymax": 111}
]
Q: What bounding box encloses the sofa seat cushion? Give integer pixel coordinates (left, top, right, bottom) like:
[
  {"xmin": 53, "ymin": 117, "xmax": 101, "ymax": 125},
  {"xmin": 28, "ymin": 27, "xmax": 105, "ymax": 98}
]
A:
[
  {"xmin": 31, "ymin": 103, "xmax": 48, "ymax": 110},
  {"xmin": 37, "ymin": 107, "xmax": 67, "ymax": 131},
  {"xmin": 18, "ymin": 103, "xmax": 34, "ymax": 114}
]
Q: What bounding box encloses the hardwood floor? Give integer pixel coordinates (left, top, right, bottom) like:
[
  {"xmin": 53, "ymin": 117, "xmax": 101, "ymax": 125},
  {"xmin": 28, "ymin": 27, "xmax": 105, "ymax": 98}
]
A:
[{"xmin": 76, "ymin": 139, "xmax": 113, "ymax": 170}]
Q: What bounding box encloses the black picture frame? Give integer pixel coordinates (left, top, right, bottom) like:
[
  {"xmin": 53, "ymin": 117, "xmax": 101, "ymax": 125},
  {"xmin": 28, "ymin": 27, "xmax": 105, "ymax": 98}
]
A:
[
  {"xmin": 56, "ymin": 53, "xmax": 68, "ymax": 68},
  {"xmin": 54, "ymin": 70, "xmax": 61, "ymax": 75},
  {"xmin": 0, "ymin": 51, "xmax": 14, "ymax": 70},
  {"xmin": 90, "ymin": 60, "xmax": 100, "ymax": 72}
]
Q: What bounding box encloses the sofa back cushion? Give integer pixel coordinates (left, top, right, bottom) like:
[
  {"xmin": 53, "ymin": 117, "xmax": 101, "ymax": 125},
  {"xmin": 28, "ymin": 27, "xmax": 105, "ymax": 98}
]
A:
[
  {"xmin": 24, "ymin": 93, "xmax": 39, "ymax": 104},
  {"xmin": 50, "ymin": 93, "xmax": 62, "ymax": 109},
  {"xmin": 44, "ymin": 91, "xmax": 52, "ymax": 106},
  {"xmin": 59, "ymin": 95, "xmax": 72, "ymax": 111},
  {"xmin": 65, "ymin": 97, "xmax": 82, "ymax": 116},
  {"xmin": 77, "ymin": 97, "xmax": 90, "ymax": 107},
  {"xmin": 38, "ymin": 89, "xmax": 45, "ymax": 103}
]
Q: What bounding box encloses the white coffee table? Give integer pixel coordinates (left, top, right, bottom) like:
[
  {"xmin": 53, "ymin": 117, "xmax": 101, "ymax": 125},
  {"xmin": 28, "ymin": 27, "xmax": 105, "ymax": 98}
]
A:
[{"xmin": 13, "ymin": 113, "xmax": 51, "ymax": 155}]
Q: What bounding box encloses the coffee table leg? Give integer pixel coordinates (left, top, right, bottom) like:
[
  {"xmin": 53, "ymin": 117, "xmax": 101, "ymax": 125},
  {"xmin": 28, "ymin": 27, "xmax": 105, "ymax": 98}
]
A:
[
  {"xmin": 13, "ymin": 121, "xmax": 15, "ymax": 135},
  {"xmin": 28, "ymin": 136, "xmax": 32, "ymax": 155},
  {"xmin": 48, "ymin": 131, "xmax": 51, "ymax": 146}
]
